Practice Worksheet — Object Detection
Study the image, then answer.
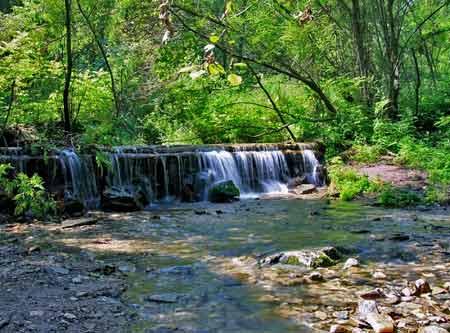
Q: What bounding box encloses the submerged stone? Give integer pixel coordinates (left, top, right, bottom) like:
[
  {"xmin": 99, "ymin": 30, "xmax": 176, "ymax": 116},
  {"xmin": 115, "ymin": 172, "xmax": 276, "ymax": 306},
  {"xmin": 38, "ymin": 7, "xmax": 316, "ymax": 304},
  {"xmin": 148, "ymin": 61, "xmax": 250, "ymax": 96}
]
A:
[
  {"xmin": 260, "ymin": 247, "xmax": 341, "ymax": 268},
  {"xmin": 208, "ymin": 180, "xmax": 240, "ymax": 203}
]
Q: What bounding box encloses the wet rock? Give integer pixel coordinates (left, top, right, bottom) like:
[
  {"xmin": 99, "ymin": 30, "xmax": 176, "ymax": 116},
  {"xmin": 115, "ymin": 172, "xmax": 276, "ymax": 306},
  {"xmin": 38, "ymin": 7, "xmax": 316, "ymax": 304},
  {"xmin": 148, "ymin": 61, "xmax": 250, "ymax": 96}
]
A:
[
  {"xmin": 388, "ymin": 233, "xmax": 410, "ymax": 242},
  {"xmin": 307, "ymin": 271, "xmax": 324, "ymax": 282},
  {"xmin": 333, "ymin": 311, "xmax": 349, "ymax": 320},
  {"xmin": 418, "ymin": 326, "xmax": 449, "ymax": 333},
  {"xmin": 415, "ymin": 279, "xmax": 432, "ymax": 294},
  {"xmin": 287, "ymin": 176, "xmax": 306, "ymax": 189},
  {"xmin": 208, "ymin": 180, "xmax": 240, "ymax": 203},
  {"xmin": 48, "ymin": 266, "xmax": 69, "ymax": 275},
  {"xmin": 373, "ymin": 271, "xmax": 387, "ymax": 279},
  {"xmin": 366, "ymin": 312, "xmax": 394, "ymax": 333},
  {"xmin": 102, "ymin": 186, "xmax": 148, "ymax": 212},
  {"xmin": 261, "ymin": 247, "xmax": 341, "ymax": 268},
  {"xmin": 330, "ymin": 324, "xmax": 351, "ymax": 333},
  {"xmin": 315, "ymin": 311, "xmax": 328, "ymax": 320},
  {"xmin": 63, "ymin": 198, "xmax": 85, "ymax": 217},
  {"xmin": 357, "ymin": 300, "xmax": 379, "ymax": 320},
  {"xmin": 118, "ymin": 264, "xmax": 136, "ymax": 273},
  {"xmin": 145, "ymin": 293, "xmax": 182, "ymax": 303},
  {"xmin": 63, "ymin": 313, "xmax": 77, "ymax": 321},
  {"xmin": 359, "ymin": 288, "xmax": 385, "ymax": 300},
  {"xmin": 343, "ymin": 258, "xmax": 359, "ymax": 270},
  {"xmin": 291, "ymin": 184, "xmax": 317, "ymax": 195},
  {"xmin": 62, "ymin": 217, "xmax": 97, "ymax": 229},
  {"xmin": 30, "ymin": 311, "xmax": 44, "ymax": 317},
  {"xmin": 402, "ymin": 285, "xmax": 417, "ymax": 297}
]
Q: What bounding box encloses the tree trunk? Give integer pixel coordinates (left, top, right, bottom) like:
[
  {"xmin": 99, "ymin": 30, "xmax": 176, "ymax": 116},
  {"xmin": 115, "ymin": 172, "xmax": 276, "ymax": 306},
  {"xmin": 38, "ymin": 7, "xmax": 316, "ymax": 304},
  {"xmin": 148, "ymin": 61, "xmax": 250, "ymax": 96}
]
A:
[
  {"xmin": 63, "ymin": 0, "xmax": 73, "ymax": 134},
  {"xmin": 411, "ymin": 48, "xmax": 421, "ymax": 117},
  {"xmin": 76, "ymin": 0, "xmax": 121, "ymax": 116}
]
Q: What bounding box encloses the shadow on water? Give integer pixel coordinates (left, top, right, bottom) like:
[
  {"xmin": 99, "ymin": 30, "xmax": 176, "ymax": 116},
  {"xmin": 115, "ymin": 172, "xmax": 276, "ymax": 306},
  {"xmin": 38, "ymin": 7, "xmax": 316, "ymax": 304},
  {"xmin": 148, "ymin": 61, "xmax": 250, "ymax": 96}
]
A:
[{"xmin": 21, "ymin": 198, "xmax": 450, "ymax": 332}]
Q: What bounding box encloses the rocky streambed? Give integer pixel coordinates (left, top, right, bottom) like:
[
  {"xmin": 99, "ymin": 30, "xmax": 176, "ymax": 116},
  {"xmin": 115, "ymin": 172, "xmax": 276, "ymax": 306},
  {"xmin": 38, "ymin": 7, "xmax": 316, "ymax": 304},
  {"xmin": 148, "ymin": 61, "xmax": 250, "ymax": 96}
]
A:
[{"xmin": 1, "ymin": 198, "xmax": 450, "ymax": 332}]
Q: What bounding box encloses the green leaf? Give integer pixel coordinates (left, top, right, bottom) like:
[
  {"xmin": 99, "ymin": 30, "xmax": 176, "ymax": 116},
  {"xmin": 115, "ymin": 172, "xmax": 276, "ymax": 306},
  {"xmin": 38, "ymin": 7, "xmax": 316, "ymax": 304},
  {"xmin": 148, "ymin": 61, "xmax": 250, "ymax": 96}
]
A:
[
  {"xmin": 208, "ymin": 63, "xmax": 225, "ymax": 76},
  {"xmin": 227, "ymin": 73, "xmax": 242, "ymax": 86},
  {"xmin": 209, "ymin": 35, "xmax": 220, "ymax": 43},
  {"xmin": 233, "ymin": 62, "xmax": 248, "ymax": 69}
]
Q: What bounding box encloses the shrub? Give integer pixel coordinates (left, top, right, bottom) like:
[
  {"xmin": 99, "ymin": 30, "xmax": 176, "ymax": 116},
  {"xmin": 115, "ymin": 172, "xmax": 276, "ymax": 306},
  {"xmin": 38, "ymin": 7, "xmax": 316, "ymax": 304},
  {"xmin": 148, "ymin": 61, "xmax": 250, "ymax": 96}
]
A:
[
  {"xmin": 0, "ymin": 163, "xmax": 56, "ymax": 219},
  {"xmin": 378, "ymin": 186, "xmax": 422, "ymax": 208},
  {"xmin": 328, "ymin": 157, "xmax": 382, "ymax": 201}
]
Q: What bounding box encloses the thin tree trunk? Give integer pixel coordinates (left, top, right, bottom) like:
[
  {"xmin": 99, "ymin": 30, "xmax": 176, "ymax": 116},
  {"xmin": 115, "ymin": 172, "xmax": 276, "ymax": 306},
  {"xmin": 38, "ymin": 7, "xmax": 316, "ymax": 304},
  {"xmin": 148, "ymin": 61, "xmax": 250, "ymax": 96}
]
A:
[
  {"xmin": 249, "ymin": 65, "xmax": 297, "ymax": 142},
  {"xmin": 76, "ymin": 0, "xmax": 121, "ymax": 116},
  {"xmin": 1, "ymin": 79, "xmax": 16, "ymax": 137},
  {"xmin": 63, "ymin": 0, "xmax": 73, "ymax": 134},
  {"xmin": 411, "ymin": 48, "xmax": 421, "ymax": 117}
]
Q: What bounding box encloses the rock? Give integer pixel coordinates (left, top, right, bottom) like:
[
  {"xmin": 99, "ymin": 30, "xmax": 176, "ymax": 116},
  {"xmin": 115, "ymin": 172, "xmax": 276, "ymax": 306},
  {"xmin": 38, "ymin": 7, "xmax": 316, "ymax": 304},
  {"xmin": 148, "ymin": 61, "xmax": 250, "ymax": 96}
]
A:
[
  {"xmin": 30, "ymin": 311, "xmax": 44, "ymax": 317},
  {"xmin": 287, "ymin": 176, "xmax": 306, "ymax": 189},
  {"xmin": 62, "ymin": 217, "xmax": 97, "ymax": 229},
  {"xmin": 208, "ymin": 180, "xmax": 240, "ymax": 203},
  {"xmin": 366, "ymin": 312, "xmax": 394, "ymax": 333},
  {"xmin": 443, "ymin": 282, "xmax": 450, "ymax": 291},
  {"xmin": 118, "ymin": 264, "xmax": 136, "ymax": 273},
  {"xmin": 71, "ymin": 276, "xmax": 82, "ymax": 284},
  {"xmin": 373, "ymin": 271, "xmax": 387, "ymax": 279},
  {"xmin": 181, "ymin": 184, "xmax": 195, "ymax": 202},
  {"xmin": 432, "ymin": 287, "xmax": 447, "ymax": 295},
  {"xmin": 359, "ymin": 288, "xmax": 385, "ymax": 300},
  {"xmin": 388, "ymin": 233, "xmax": 410, "ymax": 241},
  {"xmin": 418, "ymin": 326, "xmax": 448, "ymax": 333},
  {"xmin": 261, "ymin": 247, "xmax": 341, "ymax": 268},
  {"xmin": 330, "ymin": 324, "xmax": 351, "ymax": 333},
  {"xmin": 343, "ymin": 258, "xmax": 359, "ymax": 269},
  {"xmin": 307, "ymin": 271, "xmax": 324, "ymax": 282},
  {"xmin": 48, "ymin": 266, "xmax": 69, "ymax": 275},
  {"xmin": 315, "ymin": 311, "xmax": 328, "ymax": 320},
  {"xmin": 415, "ymin": 279, "xmax": 432, "ymax": 294},
  {"xmin": 402, "ymin": 285, "xmax": 417, "ymax": 297},
  {"xmin": 291, "ymin": 184, "xmax": 317, "ymax": 195},
  {"xmin": 357, "ymin": 300, "xmax": 379, "ymax": 320},
  {"xmin": 63, "ymin": 313, "xmax": 77, "ymax": 321},
  {"xmin": 333, "ymin": 311, "xmax": 349, "ymax": 320},
  {"xmin": 102, "ymin": 186, "xmax": 148, "ymax": 212},
  {"xmin": 63, "ymin": 198, "xmax": 85, "ymax": 217},
  {"xmin": 145, "ymin": 293, "xmax": 181, "ymax": 303}
]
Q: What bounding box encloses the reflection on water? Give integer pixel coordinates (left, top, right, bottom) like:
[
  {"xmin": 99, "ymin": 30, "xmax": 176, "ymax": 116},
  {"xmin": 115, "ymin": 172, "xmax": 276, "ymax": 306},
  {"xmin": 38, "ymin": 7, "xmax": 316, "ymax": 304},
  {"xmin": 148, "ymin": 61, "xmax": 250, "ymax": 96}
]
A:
[{"xmin": 96, "ymin": 199, "xmax": 450, "ymax": 332}]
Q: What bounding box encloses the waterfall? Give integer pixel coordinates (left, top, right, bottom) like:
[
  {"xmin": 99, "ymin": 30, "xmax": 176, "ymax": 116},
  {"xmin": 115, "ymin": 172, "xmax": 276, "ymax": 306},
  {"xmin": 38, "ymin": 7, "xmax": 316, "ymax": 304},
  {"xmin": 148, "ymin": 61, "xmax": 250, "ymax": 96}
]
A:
[
  {"xmin": 1, "ymin": 144, "xmax": 325, "ymax": 208},
  {"xmin": 59, "ymin": 149, "xmax": 99, "ymax": 209},
  {"xmin": 303, "ymin": 149, "xmax": 323, "ymax": 186},
  {"xmin": 198, "ymin": 149, "xmax": 290, "ymax": 198}
]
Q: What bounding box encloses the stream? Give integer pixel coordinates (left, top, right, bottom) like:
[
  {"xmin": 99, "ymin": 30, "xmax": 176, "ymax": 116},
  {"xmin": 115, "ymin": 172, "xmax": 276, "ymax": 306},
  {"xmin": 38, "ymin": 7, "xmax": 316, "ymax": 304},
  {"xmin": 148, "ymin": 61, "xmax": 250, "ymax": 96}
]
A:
[{"xmin": 72, "ymin": 199, "xmax": 450, "ymax": 332}]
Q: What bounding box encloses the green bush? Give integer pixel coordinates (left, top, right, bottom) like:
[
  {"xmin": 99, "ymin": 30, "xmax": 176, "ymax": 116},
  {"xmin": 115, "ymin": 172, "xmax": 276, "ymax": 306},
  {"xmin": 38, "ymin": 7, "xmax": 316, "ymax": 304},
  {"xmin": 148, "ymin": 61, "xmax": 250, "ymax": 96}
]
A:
[
  {"xmin": 378, "ymin": 186, "xmax": 422, "ymax": 208},
  {"xmin": 0, "ymin": 164, "xmax": 56, "ymax": 219},
  {"xmin": 350, "ymin": 144, "xmax": 385, "ymax": 164},
  {"xmin": 328, "ymin": 157, "xmax": 382, "ymax": 201}
]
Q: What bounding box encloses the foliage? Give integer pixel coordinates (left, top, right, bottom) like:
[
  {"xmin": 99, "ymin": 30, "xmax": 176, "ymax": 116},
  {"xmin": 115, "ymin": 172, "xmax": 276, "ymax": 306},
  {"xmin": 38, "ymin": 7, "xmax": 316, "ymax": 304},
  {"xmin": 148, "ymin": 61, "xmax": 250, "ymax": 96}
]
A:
[
  {"xmin": 378, "ymin": 186, "xmax": 423, "ymax": 208},
  {"xmin": 11, "ymin": 173, "xmax": 56, "ymax": 218},
  {"xmin": 0, "ymin": 164, "xmax": 56, "ymax": 219},
  {"xmin": 328, "ymin": 157, "xmax": 383, "ymax": 201},
  {"xmin": 348, "ymin": 144, "xmax": 385, "ymax": 164}
]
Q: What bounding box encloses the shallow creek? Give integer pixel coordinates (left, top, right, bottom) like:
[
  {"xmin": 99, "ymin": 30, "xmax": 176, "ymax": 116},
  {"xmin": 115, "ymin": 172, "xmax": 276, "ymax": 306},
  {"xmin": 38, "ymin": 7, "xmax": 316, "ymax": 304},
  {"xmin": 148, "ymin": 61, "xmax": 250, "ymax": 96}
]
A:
[{"xmin": 56, "ymin": 199, "xmax": 450, "ymax": 332}]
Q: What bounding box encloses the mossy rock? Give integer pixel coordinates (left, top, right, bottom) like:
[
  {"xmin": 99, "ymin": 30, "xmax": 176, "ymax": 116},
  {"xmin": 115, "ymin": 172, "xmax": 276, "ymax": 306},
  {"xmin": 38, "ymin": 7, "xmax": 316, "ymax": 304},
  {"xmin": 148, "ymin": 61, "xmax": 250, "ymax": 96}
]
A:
[
  {"xmin": 208, "ymin": 180, "xmax": 240, "ymax": 203},
  {"xmin": 270, "ymin": 247, "xmax": 342, "ymax": 268}
]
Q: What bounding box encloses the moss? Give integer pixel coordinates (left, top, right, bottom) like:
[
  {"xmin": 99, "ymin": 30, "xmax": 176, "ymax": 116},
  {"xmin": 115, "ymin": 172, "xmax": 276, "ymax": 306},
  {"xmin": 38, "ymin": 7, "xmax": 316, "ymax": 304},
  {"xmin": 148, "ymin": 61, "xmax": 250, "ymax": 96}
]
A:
[
  {"xmin": 312, "ymin": 253, "xmax": 336, "ymax": 268},
  {"xmin": 284, "ymin": 256, "xmax": 300, "ymax": 265}
]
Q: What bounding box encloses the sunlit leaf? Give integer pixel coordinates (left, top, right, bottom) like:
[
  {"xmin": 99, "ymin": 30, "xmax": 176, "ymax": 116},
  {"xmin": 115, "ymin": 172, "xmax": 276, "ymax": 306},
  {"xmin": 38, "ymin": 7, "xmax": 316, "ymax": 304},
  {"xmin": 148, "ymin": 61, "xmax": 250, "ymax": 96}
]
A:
[{"xmin": 227, "ymin": 73, "xmax": 242, "ymax": 86}]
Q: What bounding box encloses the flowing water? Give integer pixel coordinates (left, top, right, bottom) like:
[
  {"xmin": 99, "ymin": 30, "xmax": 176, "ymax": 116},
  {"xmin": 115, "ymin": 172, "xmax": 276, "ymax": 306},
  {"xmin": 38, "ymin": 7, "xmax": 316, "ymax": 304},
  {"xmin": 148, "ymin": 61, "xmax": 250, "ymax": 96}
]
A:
[{"xmin": 81, "ymin": 199, "xmax": 450, "ymax": 332}]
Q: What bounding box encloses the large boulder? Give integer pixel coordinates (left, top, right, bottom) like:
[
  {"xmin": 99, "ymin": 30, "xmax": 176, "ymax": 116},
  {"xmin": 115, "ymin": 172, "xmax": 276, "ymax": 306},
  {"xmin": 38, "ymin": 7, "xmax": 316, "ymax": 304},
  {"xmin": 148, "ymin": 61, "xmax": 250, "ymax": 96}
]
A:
[
  {"xmin": 102, "ymin": 186, "xmax": 148, "ymax": 211},
  {"xmin": 260, "ymin": 247, "xmax": 341, "ymax": 268},
  {"xmin": 208, "ymin": 180, "xmax": 240, "ymax": 203}
]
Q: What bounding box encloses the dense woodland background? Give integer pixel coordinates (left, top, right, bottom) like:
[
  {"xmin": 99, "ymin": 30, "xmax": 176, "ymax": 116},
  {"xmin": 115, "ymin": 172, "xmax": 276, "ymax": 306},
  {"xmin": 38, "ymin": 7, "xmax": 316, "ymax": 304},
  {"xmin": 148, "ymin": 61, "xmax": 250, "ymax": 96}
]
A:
[{"xmin": 0, "ymin": 1, "xmax": 449, "ymax": 174}]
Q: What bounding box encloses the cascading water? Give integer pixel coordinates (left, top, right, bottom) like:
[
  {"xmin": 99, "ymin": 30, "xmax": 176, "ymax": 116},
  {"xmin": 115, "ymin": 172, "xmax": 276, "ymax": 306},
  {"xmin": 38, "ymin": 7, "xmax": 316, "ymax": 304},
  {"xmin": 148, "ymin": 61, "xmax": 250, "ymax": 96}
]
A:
[
  {"xmin": 1, "ymin": 143, "xmax": 325, "ymax": 208},
  {"xmin": 59, "ymin": 149, "xmax": 99, "ymax": 209},
  {"xmin": 303, "ymin": 149, "xmax": 323, "ymax": 186},
  {"xmin": 199, "ymin": 148, "xmax": 290, "ymax": 198}
]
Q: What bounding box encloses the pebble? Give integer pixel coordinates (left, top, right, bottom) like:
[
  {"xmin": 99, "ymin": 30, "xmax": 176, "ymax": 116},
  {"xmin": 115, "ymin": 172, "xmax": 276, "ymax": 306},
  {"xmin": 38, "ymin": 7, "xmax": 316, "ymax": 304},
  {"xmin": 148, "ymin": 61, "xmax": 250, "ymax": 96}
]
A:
[
  {"xmin": 366, "ymin": 312, "xmax": 394, "ymax": 333},
  {"xmin": 330, "ymin": 324, "xmax": 350, "ymax": 333},
  {"xmin": 63, "ymin": 313, "xmax": 77, "ymax": 321},
  {"xmin": 357, "ymin": 300, "xmax": 378, "ymax": 320},
  {"xmin": 418, "ymin": 326, "xmax": 449, "ymax": 333},
  {"xmin": 29, "ymin": 311, "xmax": 44, "ymax": 317},
  {"xmin": 415, "ymin": 279, "xmax": 432, "ymax": 294},
  {"xmin": 373, "ymin": 271, "xmax": 387, "ymax": 279},
  {"xmin": 315, "ymin": 311, "xmax": 328, "ymax": 320},
  {"xmin": 343, "ymin": 258, "xmax": 359, "ymax": 270}
]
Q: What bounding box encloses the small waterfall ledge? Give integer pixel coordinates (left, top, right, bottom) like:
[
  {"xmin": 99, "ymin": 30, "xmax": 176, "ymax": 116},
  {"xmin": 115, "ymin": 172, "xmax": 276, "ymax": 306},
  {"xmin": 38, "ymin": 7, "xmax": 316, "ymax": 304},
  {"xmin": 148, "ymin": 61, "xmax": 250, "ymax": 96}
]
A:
[{"xmin": 0, "ymin": 143, "xmax": 326, "ymax": 211}]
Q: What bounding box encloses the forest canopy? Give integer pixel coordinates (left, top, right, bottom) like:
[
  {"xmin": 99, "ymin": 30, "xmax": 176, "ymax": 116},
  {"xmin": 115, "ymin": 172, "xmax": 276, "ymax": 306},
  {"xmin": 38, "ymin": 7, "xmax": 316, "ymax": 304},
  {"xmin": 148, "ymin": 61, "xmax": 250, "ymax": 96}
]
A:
[{"xmin": 0, "ymin": 0, "xmax": 449, "ymax": 155}]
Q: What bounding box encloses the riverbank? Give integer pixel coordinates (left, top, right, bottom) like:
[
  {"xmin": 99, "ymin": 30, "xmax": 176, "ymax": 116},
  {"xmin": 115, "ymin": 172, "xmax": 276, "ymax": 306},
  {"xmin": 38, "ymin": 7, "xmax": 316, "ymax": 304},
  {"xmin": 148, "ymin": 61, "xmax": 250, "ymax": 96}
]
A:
[{"xmin": 1, "ymin": 197, "xmax": 450, "ymax": 332}]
